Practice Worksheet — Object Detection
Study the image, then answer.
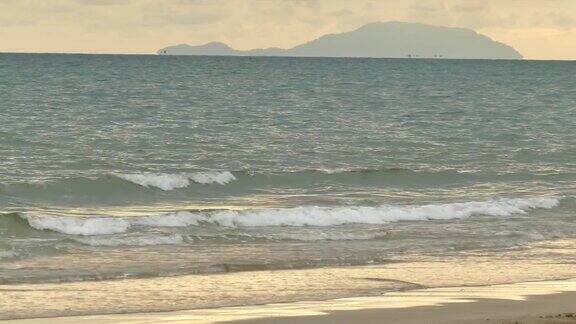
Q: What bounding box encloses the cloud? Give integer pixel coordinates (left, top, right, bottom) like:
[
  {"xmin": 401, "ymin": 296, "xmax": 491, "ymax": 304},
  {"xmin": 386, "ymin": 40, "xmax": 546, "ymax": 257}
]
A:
[
  {"xmin": 450, "ymin": 2, "xmax": 486, "ymax": 13},
  {"xmin": 534, "ymin": 11, "xmax": 576, "ymax": 29},
  {"xmin": 1, "ymin": 0, "xmax": 576, "ymax": 59},
  {"xmin": 75, "ymin": 0, "xmax": 130, "ymax": 5}
]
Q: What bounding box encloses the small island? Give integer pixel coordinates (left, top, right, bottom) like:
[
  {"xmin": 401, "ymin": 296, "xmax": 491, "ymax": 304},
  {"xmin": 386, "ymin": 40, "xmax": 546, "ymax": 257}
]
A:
[{"xmin": 157, "ymin": 21, "xmax": 523, "ymax": 60}]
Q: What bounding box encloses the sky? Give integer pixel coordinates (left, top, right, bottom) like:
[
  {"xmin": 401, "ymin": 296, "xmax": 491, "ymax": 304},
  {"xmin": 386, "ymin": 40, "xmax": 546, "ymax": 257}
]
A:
[{"xmin": 1, "ymin": 0, "xmax": 576, "ymax": 60}]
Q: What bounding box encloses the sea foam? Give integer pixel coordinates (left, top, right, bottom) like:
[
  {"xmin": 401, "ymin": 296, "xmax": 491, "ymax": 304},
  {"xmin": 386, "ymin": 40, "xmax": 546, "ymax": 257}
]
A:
[
  {"xmin": 24, "ymin": 215, "xmax": 130, "ymax": 236},
  {"xmin": 162, "ymin": 196, "xmax": 559, "ymax": 228},
  {"xmin": 114, "ymin": 171, "xmax": 236, "ymax": 190},
  {"xmin": 20, "ymin": 197, "xmax": 560, "ymax": 236},
  {"xmin": 188, "ymin": 172, "xmax": 237, "ymax": 185}
]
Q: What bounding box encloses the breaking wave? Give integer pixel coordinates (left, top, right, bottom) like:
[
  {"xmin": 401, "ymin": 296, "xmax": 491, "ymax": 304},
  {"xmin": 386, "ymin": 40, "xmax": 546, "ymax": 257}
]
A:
[
  {"xmin": 25, "ymin": 215, "xmax": 130, "ymax": 236},
  {"xmin": 15, "ymin": 197, "xmax": 560, "ymax": 236},
  {"xmin": 149, "ymin": 196, "xmax": 559, "ymax": 228},
  {"xmin": 114, "ymin": 171, "xmax": 236, "ymax": 190},
  {"xmin": 3, "ymin": 169, "xmax": 571, "ymax": 203}
]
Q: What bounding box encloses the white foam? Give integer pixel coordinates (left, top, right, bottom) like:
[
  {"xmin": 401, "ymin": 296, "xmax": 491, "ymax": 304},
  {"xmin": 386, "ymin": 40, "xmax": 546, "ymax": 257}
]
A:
[
  {"xmin": 21, "ymin": 197, "xmax": 560, "ymax": 236},
  {"xmin": 115, "ymin": 173, "xmax": 190, "ymax": 191},
  {"xmin": 115, "ymin": 171, "xmax": 236, "ymax": 190},
  {"xmin": 318, "ymin": 168, "xmax": 354, "ymax": 174},
  {"xmin": 24, "ymin": 215, "xmax": 130, "ymax": 236},
  {"xmin": 189, "ymin": 172, "xmax": 236, "ymax": 185},
  {"xmin": 140, "ymin": 197, "xmax": 561, "ymax": 228}
]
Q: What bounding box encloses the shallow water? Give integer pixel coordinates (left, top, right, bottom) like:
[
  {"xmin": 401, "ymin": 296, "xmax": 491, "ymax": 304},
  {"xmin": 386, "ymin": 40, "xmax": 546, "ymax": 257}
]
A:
[
  {"xmin": 4, "ymin": 242, "xmax": 576, "ymax": 320},
  {"xmin": 1, "ymin": 54, "xmax": 576, "ymax": 283}
]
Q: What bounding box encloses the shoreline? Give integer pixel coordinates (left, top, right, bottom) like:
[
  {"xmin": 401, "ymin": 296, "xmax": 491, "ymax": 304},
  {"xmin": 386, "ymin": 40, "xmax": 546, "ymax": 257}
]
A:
[
  {"xmin": 4, "ymin": 239, "xmax": 576, "ymax": 322},
  {"xmin": 4, "ymin": 279, "xmax": 576, "ymax": 323},
  {"xmin": 5, "ymin": 248, "xmax": 576, "ymax": 324}
]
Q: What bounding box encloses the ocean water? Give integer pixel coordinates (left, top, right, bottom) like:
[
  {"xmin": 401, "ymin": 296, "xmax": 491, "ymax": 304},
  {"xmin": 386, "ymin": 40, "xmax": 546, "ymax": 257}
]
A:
[{"xmin": 1, "ymin": 54, "xmax": 576, "ymax": 284}]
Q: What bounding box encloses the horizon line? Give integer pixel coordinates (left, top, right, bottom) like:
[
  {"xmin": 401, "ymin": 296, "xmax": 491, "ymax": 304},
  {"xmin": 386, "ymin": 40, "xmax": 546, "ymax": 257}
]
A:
[{"xmin": 2, "ymin": 51, "xmax": 576, "ymax": 61}]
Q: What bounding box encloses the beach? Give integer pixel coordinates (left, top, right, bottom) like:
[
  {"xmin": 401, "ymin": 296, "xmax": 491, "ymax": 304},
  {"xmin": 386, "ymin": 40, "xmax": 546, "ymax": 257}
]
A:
[
  {"xmin": 4, "ymin": 279, "xmax": 576, "ymax": 324},
  {"xmin": 3, "ymin": 239, "xmax": 576, "ymax": 323},
  {"xmin": 2, "ymin": 55, "xmax": 576, "ymax": 323}
]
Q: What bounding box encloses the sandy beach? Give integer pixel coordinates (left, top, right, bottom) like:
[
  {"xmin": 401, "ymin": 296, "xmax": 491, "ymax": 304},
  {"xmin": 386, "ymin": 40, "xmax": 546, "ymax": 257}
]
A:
[
  {"xmin": 4, "ymin": 280, "xmax": 576, "ymax": 324},
  {"xmin": 4, "ymin": 241, "xmax": 576, "ymax": 324}
]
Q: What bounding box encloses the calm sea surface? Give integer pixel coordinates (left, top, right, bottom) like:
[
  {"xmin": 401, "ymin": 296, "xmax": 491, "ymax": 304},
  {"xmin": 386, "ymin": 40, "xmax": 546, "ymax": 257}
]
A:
[{"xmin": 1, "ymin": 54, "xmax": 576, "ymax": 284}]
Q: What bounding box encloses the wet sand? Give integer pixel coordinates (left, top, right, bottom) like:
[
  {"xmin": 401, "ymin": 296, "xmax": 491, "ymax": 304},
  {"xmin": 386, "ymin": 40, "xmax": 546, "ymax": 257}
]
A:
[
  {"xmin": 4, "ymin": 240, "xmax": 576, "ymax": 323},
  {"xmin": 228, "ymin": 283, "xmax": 576, "ymax": 324},
  {"xmin": 3, "ymin": 280, "xmax": 576, "ymax": 324}
]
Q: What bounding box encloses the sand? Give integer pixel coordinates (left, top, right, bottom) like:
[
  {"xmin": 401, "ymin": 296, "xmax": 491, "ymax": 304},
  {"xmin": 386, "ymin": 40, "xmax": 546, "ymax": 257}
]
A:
[
  {"xmin": 3, "ymin": 280, "xmax": 576, "ymax": 324},
  {"xmin": 4, "ymin": 240, "xmax": 576, "ymax": 323}
]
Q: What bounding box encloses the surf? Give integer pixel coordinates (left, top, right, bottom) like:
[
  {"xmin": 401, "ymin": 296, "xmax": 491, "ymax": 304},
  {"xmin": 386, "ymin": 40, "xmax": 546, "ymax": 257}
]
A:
[{"xmin": 10, "ymin": 196, "xmax": 560, "ymax": 236}]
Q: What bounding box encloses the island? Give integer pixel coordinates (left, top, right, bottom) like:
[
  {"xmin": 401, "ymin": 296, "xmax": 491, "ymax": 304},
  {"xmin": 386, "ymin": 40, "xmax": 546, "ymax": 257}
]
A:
[{"xmin": 157, "ymin": 21, "xmax": 522, "ymax": 60}]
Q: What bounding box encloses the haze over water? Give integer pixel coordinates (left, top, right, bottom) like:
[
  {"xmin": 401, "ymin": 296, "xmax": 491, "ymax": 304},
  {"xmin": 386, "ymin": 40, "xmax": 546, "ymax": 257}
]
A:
[{"xmin": 1, "ymin": 54, "xmax": 576, "ymax": 286}]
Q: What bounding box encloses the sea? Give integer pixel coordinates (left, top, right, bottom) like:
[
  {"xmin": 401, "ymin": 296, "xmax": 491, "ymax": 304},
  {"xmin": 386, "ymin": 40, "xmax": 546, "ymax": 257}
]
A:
[{"xmin": 1, "ymin": 53, "xmax": 576, "ymax": 288}]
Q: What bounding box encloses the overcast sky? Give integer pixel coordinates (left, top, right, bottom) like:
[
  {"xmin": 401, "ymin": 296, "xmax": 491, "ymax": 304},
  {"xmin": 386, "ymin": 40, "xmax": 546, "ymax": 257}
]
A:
[{"xmin": 1, "ymin": 0, "xmax": 576, "ymax": 60}]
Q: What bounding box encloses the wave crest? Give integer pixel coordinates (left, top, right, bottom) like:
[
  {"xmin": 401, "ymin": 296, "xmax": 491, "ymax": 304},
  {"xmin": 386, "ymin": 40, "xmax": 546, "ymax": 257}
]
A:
[
  {"xmin": 24, "ymin": 215, "xmax": 130, "ymax": 236},
  {"xmin": 16, "ymin": 197, "xmax": 560, "ymax": 236},
  {"xmin": 114, "ymin": 171, "xmax": 236, "ymax": 190},
  {"xmin": 162, "ymin": 197, "xmax": 559, "ymax": 228}
]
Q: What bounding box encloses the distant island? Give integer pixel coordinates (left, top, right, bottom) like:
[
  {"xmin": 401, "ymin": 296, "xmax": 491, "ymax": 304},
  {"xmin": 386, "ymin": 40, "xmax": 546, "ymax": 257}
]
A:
[{"xmin": 157, "ymin": 21, "xmax": 522, "ymax": 60}]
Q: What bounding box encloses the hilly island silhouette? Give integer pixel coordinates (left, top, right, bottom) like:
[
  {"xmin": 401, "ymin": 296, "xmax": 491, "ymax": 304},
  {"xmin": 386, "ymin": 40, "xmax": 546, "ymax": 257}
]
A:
[{"xmin": 157, "ymin": 22, "xmax": 523, "ymax": 60}]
